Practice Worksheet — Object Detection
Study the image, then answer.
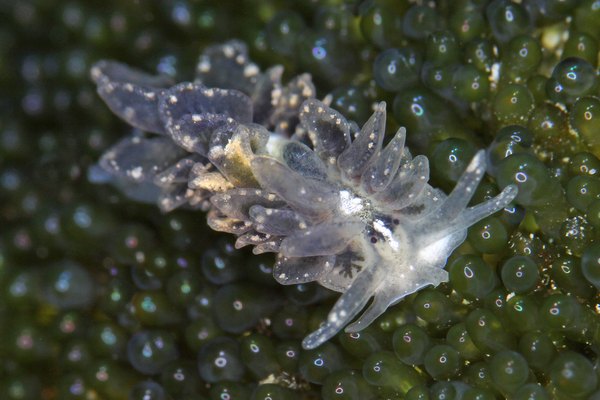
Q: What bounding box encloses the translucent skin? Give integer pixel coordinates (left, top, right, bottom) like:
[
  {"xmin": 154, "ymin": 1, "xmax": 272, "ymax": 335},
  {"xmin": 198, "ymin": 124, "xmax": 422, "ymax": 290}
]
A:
[
  {"xmin": 294, "ymin": 152, "xmax": 516, "ymax": 349},
  {"xmin": 251, "ymin": 102, "xmax": 517, "ymax": 349},
  {"xmin": 91, "ymin": 41, "xmax": 518, "ymax": 350}
]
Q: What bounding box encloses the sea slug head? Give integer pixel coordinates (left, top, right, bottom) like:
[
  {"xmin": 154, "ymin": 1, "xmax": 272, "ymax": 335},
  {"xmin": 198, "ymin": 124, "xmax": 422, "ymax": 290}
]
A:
[{"xmin": 220, "ymin": 98, "xmax": 519, "ymax": 349}]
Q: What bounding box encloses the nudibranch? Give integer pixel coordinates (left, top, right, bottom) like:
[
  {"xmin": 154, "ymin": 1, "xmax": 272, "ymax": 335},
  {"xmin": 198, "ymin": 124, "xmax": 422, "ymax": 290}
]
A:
[{"xmin": 90, "ymin": 41, "xmax": 518, "ymax": 349}]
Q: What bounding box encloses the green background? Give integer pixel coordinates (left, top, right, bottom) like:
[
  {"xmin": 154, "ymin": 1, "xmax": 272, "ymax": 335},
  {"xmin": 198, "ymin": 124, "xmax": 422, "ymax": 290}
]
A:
[{"xmin": 0, "ymin": 1, "xmax": 599, "ymax": 399}]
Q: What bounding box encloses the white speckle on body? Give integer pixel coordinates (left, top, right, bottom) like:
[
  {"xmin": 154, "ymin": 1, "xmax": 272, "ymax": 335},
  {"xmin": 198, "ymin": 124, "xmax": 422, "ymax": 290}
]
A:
[
  {"xmin": 124, "ymin": 107, "xmax": 135, "ymax": 119},
  {"xmin": 339, "ymin": 190, "xmax": 364, "ymax": 215},
  {"xmin": 223, "ymin": 45, "xmax": 234, "ymax": 58},
  {"xmin": 244, "ymin": 64, "xmax": 259, "ymax": 77},
  {"xmin": 129, "ymin": 166, "xmax": 143, "ymax": 180},
  {"xmin": 198, "ymin": 59, "xmax": 210, "ymax": 72}
]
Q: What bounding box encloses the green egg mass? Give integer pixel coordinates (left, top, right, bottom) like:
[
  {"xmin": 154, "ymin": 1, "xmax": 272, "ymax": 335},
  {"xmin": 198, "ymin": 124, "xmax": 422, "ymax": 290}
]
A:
[{"xmin": 1, "ymin": 0, "xmax": 599, "ymax": 398}]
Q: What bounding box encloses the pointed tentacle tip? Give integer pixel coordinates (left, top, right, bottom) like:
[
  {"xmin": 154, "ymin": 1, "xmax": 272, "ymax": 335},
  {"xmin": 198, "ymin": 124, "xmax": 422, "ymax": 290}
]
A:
[
  {"xmin": 467, "ymin": 149, "xmax": 486, "ymax": 173},
  {"xmin": 465, "ymin": 150, "xmax": 517, "ymax": 209},
  {"xmin": 303, "ymin": 309, "xmax": 373, "ymax": 348},
  {"xmin": 302, "ymin": 323, "xmax": 339, "ymax": 350}
]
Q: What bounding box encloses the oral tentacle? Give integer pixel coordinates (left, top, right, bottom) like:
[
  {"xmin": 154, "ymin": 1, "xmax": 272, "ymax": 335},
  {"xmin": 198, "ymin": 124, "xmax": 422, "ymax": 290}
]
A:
[
  {"xmin": 430, "ymin": 150, "xmax": 487, "ymax": 223},
  {"xmin": 302, "ymin": 261, "xmax": 384, "ymax": 349},
  {"xmin": 344, "ymin": 289, "xmax": 391, "ymax": 333},
  {"xmin": 459, "ymin": 184, "xmax": 518, "ymax": 227}
]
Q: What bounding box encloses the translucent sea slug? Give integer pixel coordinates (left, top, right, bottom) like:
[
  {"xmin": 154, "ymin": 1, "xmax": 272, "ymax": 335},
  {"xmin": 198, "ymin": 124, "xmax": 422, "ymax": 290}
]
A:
[{"xmin": 90, "ymin": 41, "xmax": 518, "ymax": 349}]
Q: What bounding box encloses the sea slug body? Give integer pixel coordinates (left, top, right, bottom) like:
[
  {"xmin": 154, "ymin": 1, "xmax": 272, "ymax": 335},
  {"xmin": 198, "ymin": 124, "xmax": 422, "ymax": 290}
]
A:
[{"xmin": 91, "ymin": 41, "xmax": 518, "ymax": 349}]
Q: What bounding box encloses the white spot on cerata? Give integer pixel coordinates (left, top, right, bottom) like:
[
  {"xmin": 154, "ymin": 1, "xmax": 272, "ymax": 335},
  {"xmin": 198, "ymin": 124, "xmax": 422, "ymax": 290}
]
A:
[
  {"xmin": 124, "ymin": 107, "xmax": 135, "ymax": 119},
  {"xmin": 223, "ymin": 45, "xmax": 235, "ymax": 58},
  {"xmin": 302, "ymin": 84, "xmax": 313, "ymax": 97},
  {"xmin": 129, "ymin": 166, "xmax": 143, "ymax": 180},
  {"xmin": 198, "ymin": 59, "xmax": 210, "ymax": 72},
  {"xmin": 243, "ymin": 64, "xmax": 259, "ymax": 77}
]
